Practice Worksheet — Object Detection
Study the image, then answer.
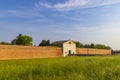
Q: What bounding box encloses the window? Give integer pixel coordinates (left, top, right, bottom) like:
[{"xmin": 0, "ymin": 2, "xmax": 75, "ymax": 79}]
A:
[{"xmin": 69, "ymin": 42, "xmax": 71, "ymax": 44}]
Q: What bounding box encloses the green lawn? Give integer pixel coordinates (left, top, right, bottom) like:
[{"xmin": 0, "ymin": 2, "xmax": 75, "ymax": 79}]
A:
[{"xmin": 0, "ymin": 55, "xmax": 120, "ymax": 80}]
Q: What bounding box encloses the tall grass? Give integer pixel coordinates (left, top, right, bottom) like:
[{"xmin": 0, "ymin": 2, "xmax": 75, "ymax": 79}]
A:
[{"xmin": 0, "ymin": 55, "xmax": 120, "ymax": 80}]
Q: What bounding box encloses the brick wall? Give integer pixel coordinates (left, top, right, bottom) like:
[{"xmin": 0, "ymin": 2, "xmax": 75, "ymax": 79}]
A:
[
  {"xmin": 0, "ymin": 45, "xmax": 62, "ymax": 60},
  {"xmin": 77, "ymin": 48, "xmax": 111, "ymax": 55},
  {"xmin": 0, "ymin": 45, "xmax": 112, "ymax": 60}
]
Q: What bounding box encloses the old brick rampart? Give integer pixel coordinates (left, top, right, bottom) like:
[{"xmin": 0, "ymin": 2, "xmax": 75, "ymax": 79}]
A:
[{"xmin": 0, "ymin": 45, "xmax": 111, "ymax": 60}]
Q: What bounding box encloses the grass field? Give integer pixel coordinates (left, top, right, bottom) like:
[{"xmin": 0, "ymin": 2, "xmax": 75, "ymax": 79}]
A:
[{"xmin": 0, "ymin": 55, "xmax": 120, "ymax": 80}]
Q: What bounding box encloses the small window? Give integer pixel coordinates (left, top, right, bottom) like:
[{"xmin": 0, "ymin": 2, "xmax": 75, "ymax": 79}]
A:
[{"xmin": 69, "ymin": 42, "xmax": 71, "ymax": 44}]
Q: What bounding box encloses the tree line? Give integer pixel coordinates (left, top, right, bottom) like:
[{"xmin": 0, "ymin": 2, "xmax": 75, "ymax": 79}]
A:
[
  {"xmin": 74, "ymin": 41, "xmax": 111, "ymax": 49},
  {"xmin": 0, "ymin": 34, "xmax": 111, "ymax": 49}
]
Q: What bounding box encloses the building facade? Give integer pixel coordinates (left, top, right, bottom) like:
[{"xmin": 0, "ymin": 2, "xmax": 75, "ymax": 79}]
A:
[
  {"xmin": 63, "ymin": 40, "xmax": 76, "ymax": 56},
  {"xmin": 52, "ymin": 40, "xmax": 76, "ymax": 56}
]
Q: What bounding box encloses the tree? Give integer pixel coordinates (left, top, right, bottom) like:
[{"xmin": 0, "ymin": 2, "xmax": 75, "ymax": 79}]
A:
[
  {"xmin": 39, "ymin": 40, "xmax": 50, "ymax": 46},
  {"xmin": 90, "ymin": 43, "xmax": 94, "ymax": 48},
  {"xmin": 11, "ymin": 34, "xmax": 32, "ymax": 46},
  {"xmin": 0, "ymin": 41, "xmax": 11, "ymax": 45},
  {"xmin": 83, "ymin": 44, "xmax": 90, "ymax": 48},
  {"xmin": 74, "ymin": 41, "xmax": 83, "ymax": 48},
  {"xmin": 11, "ymin": 39, "xmax": 17, "ymax": 45},
  {"xmin": 94, "ymin": 44, "xmax": 111, "ymax": 49}
]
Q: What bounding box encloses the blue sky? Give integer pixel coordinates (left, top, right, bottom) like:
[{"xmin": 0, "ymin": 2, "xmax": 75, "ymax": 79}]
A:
[{"xmin": 0, "ymin": 0, "xmax": 120, "ymax": 49}]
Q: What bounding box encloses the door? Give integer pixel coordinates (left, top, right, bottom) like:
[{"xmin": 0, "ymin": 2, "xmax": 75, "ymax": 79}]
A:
[{"xmin": 69, "ymin": 50, "xmax": 71, "ymax": 55}]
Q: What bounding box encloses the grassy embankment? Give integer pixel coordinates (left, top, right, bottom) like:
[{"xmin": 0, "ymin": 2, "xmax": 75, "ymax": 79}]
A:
[{"xmin": 0, "ymin": 55, "xmax": 120, "ymax": 80}]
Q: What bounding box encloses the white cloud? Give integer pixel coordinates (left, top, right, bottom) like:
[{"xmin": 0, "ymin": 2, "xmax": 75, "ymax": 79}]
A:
[
  {"xmin": 35, "ymin": 0, "xmax": 89, "ymax": 11},
  {"xmin": 100, "ymin": 0, "xmax": 120, "ymax": 6},
  {"xmin": 35, "ymin": 0, "xmax": 120, "ymax": 11},
  {"xmin": 53, "ymin": 0, "xmax": 89, "ymax": 9}
]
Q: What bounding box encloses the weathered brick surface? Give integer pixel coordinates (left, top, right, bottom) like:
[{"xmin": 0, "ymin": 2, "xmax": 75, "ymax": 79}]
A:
[
  {"xmin": 0, "ymin": 45, "xmax": 62, "ymax": 60},
  {"xmin": 0, "ymin": 45, "xmax": 111, "ymax": 60},
  {"xmin": 77, "ymin": 48, "xmax": 111, "ymax": 55}
]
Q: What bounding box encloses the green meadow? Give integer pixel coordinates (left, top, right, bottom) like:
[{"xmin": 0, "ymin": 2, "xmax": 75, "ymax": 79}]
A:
[{"xmin": 0, "ymin": 55, "xmax": 120, "ymax": 80}]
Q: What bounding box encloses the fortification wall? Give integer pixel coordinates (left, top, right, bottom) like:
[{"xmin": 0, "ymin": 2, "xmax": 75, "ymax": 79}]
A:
[
  {"xmin": 0, "ymin": 45, "xmax": 62, "ymax": 60},
  {"xmin": 77, "ymin": 48, "xmax": 111, "ymax": 55},
  {"xmin": 0, "ymin": 45, "xmax": 112, "ymax": 60}
]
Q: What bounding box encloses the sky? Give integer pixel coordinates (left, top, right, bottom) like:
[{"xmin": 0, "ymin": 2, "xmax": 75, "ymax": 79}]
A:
[{"xmin": 0, "ymin": 0, "xmax": 120, "ymax": 50}]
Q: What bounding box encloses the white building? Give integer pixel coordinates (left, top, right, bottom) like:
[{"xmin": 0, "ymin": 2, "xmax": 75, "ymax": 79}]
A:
[{"xmin": 52, "ymin": 40, "xmax": 76, "ymax": 56}]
